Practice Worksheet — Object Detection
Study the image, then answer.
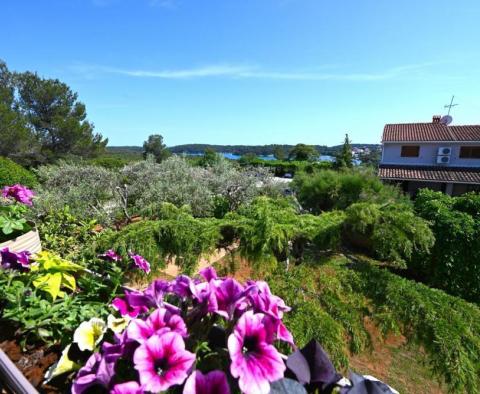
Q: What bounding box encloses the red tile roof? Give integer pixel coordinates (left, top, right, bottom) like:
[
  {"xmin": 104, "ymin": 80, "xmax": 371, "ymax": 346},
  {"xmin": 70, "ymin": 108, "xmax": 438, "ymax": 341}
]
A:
[
  {"xmin": 382, "ymin": 123, "xmax": 480, "ymax": 142},
  {"xmin": 378, "ymin": 165, "xmax": 480, "ymax": 184}
]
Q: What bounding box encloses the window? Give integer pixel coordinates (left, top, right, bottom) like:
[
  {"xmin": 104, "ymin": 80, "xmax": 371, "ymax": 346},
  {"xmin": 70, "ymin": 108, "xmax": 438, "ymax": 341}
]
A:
[
  {"xmin": 459, "ymin": 146, "xmax": 480, "ymax": 159},
  {"xmin": 401, "ymin": 145, "xmax": 420, "ymax": 157}
]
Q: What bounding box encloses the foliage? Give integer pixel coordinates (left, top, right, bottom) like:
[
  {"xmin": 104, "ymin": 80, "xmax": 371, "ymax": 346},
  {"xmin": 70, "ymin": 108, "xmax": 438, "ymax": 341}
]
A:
[
  {"xmin": 293, "ymin": 169, "xmax": 407, "ymax": 213},
  {"xmin": 142, "ymin": 134, "xmax": 170, "ymax": 162},
  {"xmin": 34, "ymin": 161, "xmax": 119, "ymax": 223},
  {"xmin": 334, "ymin": 133, "xmax": 353, "ymax": 169},
  {"xmin": 239, "ymin": 158, "xmax": 332, "ymax": 177},
  {"xmin": 95, "ymin": 206, "xmax": 221, "ymax": 274},
  {"xmin": 0, "ymin": 157, "xmax": 37, "ymax": 188},
  {"xmin": 0, "ymin": 203, "xmax": 31, "ymax": 242},
  {"xmin": 37, "ymin": 206, "xmax": 98, "ymax": 260},
  {"xmin": 288, "ymin": 143, "xmax": 318, "ymax": 161},
  {"xmin": 88, "ymin": 155, "xmax": 131, "ymax": 169},
  {"xmin": 30, "ymin": 251, "xmax": 84, "ymax": 300},
  {"xmin": 347, "ymin": 259, "xmax": 480, "ymax": 393},
  {"xmin": 199, "ymin": 147, "xmax": 221, "ymax": 167},
  {"xmin": 413, "ymin": 189, "xmax": 480, "ymax": 302},
  {"xmin": 343, "ymin": 202, "xmax": 434, "ymax": 267}
]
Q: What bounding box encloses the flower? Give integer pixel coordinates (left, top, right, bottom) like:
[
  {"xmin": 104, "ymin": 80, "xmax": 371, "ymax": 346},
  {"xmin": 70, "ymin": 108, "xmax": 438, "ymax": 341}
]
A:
[
  {"xmin": 199, "ymin": 266, "xmax": 217, "ymax": 282},
  {"xmin": 129, "ymin": 253, "xmax": 151, "ymax": 274},
  {"xmin": 1, "ymin": 184, "xmax": 35, "ymax": 206},
  {"xmin": 127, "ymin": 307, "xmax": 187, "ymax": 344},
  {"xmin": 228, "ymin": 311, "xmax": 286, "ymax": 394},
  {"xmin": 110, "ymin": 381, "xmax": 144, "ymax": 394},
  {"xmin": 133, "ymin": 332, "xmax": 195, "ymax": 393},
  {"xmin": 107, "ymin": 314, "xmax": 130, "ymax": 334},
  {"xmin": 72, "ymin": 353, "xmax": 115, "ymax": 394},
  {"xmin": 73, "ymin": 318, "xmax": 107, "ymax": 352},
  {"xmin": 172, "ymin": 275, "xmax": 194, "ymax": 299},
  {"xmin": 0, "ymin": 248, "xmax": 31, "ymax": 271},
  {"xmin": 100, "ymin": 249, "xmax": 122, "ymax": 262},
  {"xmin": 183, "ymin": 370, "xmax": 231, "ymax": 394},
  {"xmin": 112, "ymin": 290, "xmax": 149, "ymax": 318},
  {"xmin": 44, "ymin": 345, "xmax": 79, "ymax": 382},
  {"xmin": 143, "ymin": 279, "xmax": 172, "ymax": 308},
  {"xmin": 212, "ymin": 277, "xmax": 249, "ymax": 320}
]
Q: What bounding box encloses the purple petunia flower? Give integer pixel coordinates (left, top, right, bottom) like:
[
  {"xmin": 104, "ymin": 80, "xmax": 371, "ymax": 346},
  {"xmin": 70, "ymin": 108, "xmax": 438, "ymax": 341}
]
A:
[
  {"xmin": 0, "ymin": 248, "xmax": 31, "ymax": 271},
  {"xmin": 129, "ymin": 253, "xmax": 151, "ymax": 274},
  {"xmin": 127, "ymin": 307, "xmax": 188, "ymax": 344},
  {"xmin": 143, "ymin": 279, "xmax": 172, "ymax": 308},
  {"xmin": 183, "ymin": 370, "xmax": 231, "ymax": 394},
  {"xmin": 172, "ymin": 275, "xmax": 195, "ymax": 299},
  {"xmin": 133, "ymin": 332, "xmax": 195, "ymax": 393},
  {"xmin": 212, "ymin": 278, "xmax": 249, "ymax": 320},
  {"xmin": 198, "ymin": 266, "xmax": 217, "ymax": 282},
  {"xmin": 228, "ymin": 311, "xmax": 286, "ymax": 394},
  {"xmin": 112, "ymin": 290, "xmax": 149, "ymax": 318},
  {"xmin": 110, "ymin": 381, "xmax": 144, "ymax": 394},
  {"xmin": 72, "ymin": 353, "xmax": 115, "ymax": 394},
  {"xmin": 1, "ymin": 184, "xmax": 35, "ymax": 206},
  {"xmin": 248, "ymin": 280, "xmax": 291, "ymax": 319},
  {"xmin": 100, "ymin": 249, "xmax": 122, "ymax": 262}
]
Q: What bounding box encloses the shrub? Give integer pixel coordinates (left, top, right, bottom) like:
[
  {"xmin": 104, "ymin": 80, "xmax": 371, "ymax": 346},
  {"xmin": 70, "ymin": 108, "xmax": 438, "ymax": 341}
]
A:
[
  {"xmin": 344, "ymin": 202, "xmax": 434, "ymax": 267},
  {"xmin": 0, "ymin": 156, "xmax": 37, "ymax": 188},
  {"xmin": 413, "ymin": 189, "xmax": 480, "ymax": 302},
  {"xmin": 33, "ymin": 161, "xmax": 119, "ymax": 223},
  {"xmin": 293, "ymin": 169, "xmax": 407, "ymax": 213}
]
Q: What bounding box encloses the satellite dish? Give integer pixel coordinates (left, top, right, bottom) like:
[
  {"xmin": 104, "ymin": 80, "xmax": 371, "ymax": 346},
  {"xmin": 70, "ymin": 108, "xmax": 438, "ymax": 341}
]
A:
[{"xmin": 440, "ymin": 115, "xmax": 453, "ymax": 125}]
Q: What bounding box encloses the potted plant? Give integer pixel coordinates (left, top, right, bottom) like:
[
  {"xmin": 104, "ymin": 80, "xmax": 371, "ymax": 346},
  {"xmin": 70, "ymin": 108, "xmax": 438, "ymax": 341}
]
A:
[{"xmin": 0, "ymin": 184, "xmax": 41, "ymax": 254}]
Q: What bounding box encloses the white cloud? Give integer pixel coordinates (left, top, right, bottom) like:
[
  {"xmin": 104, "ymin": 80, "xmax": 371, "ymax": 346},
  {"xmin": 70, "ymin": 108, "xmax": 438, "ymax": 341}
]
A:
[{"xmin": 71, "ymin": 62, "xmax": 436, "ymax": 82}]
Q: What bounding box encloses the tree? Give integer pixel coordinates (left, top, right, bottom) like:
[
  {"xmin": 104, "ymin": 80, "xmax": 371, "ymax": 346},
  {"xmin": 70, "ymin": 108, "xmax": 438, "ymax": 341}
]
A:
[
  {"xmin": 335, "ymin": 134, "xmax": 353, "ymax": 169},
  {"xmin": 142, "ymin": 134, "xmax": 170, "ymax": 163},
  {"xmin": 15, "ymin": 71, "xmax": 107, "ymax": 162},
  {"xmin": 273, "ymin": 146, "xmax": 286, "ymax": 161},
  {"xmin": 0, "ymin": 61, "xmax": 35, "ymax": 164},
  {"xmin": 199, "ymin": 148, "xmax": 220, "ymax": 167},
  {"xmin": 288, "ymin": 144, "xmax": 318, "ymax": 161}
]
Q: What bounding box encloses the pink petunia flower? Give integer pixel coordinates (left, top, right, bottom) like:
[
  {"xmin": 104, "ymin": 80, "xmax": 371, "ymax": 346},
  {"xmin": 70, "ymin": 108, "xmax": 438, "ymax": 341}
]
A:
[
  {"xmin": 1, "ymin": 184, "xmax": 35, "ymax": 206},
  {"xmin": 183, "ymin": 370, "xmax": 231, "ymax": 394},
  {"xmin": 100, "ymin": 249, "xmax": 122, "ymax": 262},
  {"xmin": 212, "ymin": 278, "xmax": 249, "ymax": 320},
  {"xmin": 110, "ymin": 381, "xmax": 143, "ymax": 394},
  {"xmin": 127, "ymin": 307, "xmax": 188, "ymax": 343},
  {"xmin": 129, "ymin": 253, "xmax": 151, "ymax": 274},
  {"xmin": 228, "ymin": 311, "xmax": 286, "ymax": 394},
  {"xmin": 198, "ymin": 266, "xmax": 217, "ymax": 282},
  {"xmin": 133, "ymin": 332, "xmax": 195, "ymax": 393},
  {"xmin": 112, "ymin": 290, "xmax": 149, "ymax": 318}
]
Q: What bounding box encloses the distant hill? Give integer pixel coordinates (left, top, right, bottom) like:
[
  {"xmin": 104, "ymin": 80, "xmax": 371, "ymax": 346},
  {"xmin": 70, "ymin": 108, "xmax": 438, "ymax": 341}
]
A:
[{"xmin": 107, "ymin": 143, "xmax": 380, "ymax": 156}]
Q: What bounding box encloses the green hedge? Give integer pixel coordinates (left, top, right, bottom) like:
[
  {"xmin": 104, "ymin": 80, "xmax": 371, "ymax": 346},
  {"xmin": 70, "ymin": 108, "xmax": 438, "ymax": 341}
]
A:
[{"xmin": 0, "ymin": 156, "xmax": 37, "ymax": 188}]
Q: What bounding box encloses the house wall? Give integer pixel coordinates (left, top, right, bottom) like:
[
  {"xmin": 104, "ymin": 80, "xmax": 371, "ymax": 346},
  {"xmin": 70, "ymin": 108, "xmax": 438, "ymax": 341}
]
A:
[{"xmin": 381, "ymin": 142, "xmax": 480, "ymax": 168}]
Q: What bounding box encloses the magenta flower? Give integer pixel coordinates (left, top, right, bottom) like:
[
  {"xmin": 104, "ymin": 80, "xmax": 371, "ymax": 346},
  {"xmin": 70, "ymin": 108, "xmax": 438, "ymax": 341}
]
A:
[
  {"xmin": 110, "ymin": 381, "xmax": 143, "ymax": 394},
  {"xmin": 172, "ymin": 275, "xmax": 195, "ymax": 299},
  {"xmin": 129, "ymin": 253, "xmax": 151, "ymax": 274},
  {"xmin": 133, "ymin": 332, "xmax": 195, "ymax": 393},
  {"xmin": 248, "ymin": 281, "xmax": 291, "ymax": 319},
  {"xmin": 0, "ymin": 248, "xmax": 31, "ymax": 271},
  {"xmin": 112, "ymin": 290, "xmax": 149, "ymax": 318},
  {"xmin": 1, "ymin": 184, "xmax": 34, "ymax": 206},
  {"xmin": 199, "ymin": 266, "xmax": 217, "ymax": 282},
  {"xmin": 183, "ymin": 370, "xmax": 231, "ymax": 394},
  {"xmin": 100, "ymin": 249, "xmax": 122, "ymax": 262},
  {"xmin": 212, "ymin": 278, "xmax": 248, "ymax": 320},
  {"xmin": 228, "ymin": 311, "xmax": 286, "ymax": 394},
  {"xmin": 127, "ymin": 307, "xmax": 187, "ymax": 343}
]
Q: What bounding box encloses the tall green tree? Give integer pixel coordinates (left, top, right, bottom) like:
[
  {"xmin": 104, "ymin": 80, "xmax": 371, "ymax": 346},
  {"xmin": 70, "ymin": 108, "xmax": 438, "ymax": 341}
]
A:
[
  {"xmin": 335, "ymin": 133, "xmax": 353, "ymax": 169},
  {"xmin": 142, "ymin": 134, "xmax": 170, "ymax": 162},
  {"xmin": 0, "ymin": 61, "xmax": 35, "ymax": 163},
  {"xmin": 15, "ymin": 71, "xmax": 107, "ymax": 162},
  {"xmin": 273, "ymin": 146, "xmax": 286, "ymax": 161},
  {"xmin": 288, "ymin": 144, "xmax": 318, "ymax": 161}
]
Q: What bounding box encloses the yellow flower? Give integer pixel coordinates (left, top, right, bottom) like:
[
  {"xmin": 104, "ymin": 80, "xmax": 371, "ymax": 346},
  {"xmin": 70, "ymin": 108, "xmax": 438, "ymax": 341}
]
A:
[
  {"xmin": 44, "ymin": 345, "xmax": 79, "ymax": 382},
  {"xmin": 73, "ymin": 318, "xmax": 106, "ymax": 351},
  {"xmin": 107, "ymin": 314, "xmax": 130, "ymax": 333}
]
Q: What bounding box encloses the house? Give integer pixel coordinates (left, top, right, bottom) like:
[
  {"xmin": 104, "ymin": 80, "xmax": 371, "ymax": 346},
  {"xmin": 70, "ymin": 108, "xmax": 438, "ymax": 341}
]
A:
[{"xmin": 379, "ymin": 116, "xmax": 480, "ymax": 196}]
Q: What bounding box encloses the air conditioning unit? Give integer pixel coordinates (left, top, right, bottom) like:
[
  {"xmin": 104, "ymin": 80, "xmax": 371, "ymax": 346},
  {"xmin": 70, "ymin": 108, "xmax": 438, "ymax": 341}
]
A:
[
  {"xmin": 438, "ymin": 147, "xmax": 452, "ymax": 156},
  {"xmin": 437, "ymin": 155, "xmax": 451, "ymax": 164}
]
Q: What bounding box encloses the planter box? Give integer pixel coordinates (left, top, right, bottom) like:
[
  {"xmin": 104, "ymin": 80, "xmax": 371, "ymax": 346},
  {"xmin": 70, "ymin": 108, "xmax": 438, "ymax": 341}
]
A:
[{"xmin": 0, "ymin": 228, "xmax": 42, "ymax": 254}]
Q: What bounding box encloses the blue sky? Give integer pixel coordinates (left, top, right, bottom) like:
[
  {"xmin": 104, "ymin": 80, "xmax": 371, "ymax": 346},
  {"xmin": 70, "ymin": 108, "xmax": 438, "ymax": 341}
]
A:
[{"xmin": 2, "ymin": 0, "xmax": 480, "ymax": 146}]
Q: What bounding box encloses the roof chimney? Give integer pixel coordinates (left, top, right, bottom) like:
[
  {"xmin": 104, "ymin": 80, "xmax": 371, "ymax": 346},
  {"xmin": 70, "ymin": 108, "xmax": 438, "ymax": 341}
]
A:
[{"xmin": 432, "ymin": 115, "xmax": 441, "ymax": 124}]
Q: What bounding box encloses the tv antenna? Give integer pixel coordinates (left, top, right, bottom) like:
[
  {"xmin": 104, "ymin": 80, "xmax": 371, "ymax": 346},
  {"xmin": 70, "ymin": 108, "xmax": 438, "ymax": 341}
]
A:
[{"xmin": 444, "ymin": 95, "xmax": 459, "ymax": 116}]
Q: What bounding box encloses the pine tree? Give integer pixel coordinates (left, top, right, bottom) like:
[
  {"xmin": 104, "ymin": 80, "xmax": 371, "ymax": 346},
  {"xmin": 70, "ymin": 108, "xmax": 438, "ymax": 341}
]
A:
[{"xmin": 335, "ymin": 133, "xmax": 353, "ymax": 169}]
